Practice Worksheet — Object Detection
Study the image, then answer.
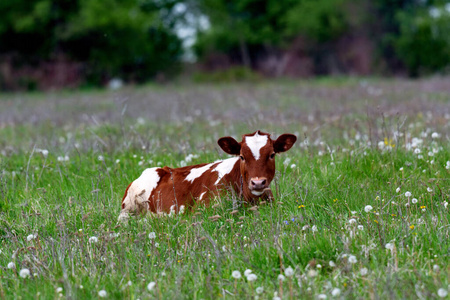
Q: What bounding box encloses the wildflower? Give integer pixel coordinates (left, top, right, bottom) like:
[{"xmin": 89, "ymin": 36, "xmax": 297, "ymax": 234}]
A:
[
  {"xmin": 147, "ymin": 282, "xmax": 156, "ymax": 291},
  {"xmin": 232, "ymin": 271, "xmax": 242, "ymax": 279},
  {"xmin": 438, "ymin": 288, "xmax": 448, "ymax": 298},
  {"xmin": 360, "ymin": 267, "xmax": 368, "ymax": 276},
  {"xmin": 405, "ymin": 191, "xmax": 411, "ymax": 197},
  {"xmin": 98, "ymin": 290, "xmax": 107, "ymax": 298},
  {"xmin": 427, "ymin": 187, "xmax": 433, "ymax": 193},
  {"xmin": 7, "ymin": 262, "xmax": 15, "ymax": 269},
  {"xmin": 148, "ymin": 232, "xmax": 156, "ymax": 239},
  {"xmin": 331, "ymin": 288, "xmax": 341, "ymax": 296},
  {"xmin": 348, "ymin": 218, "xmax": 357, "ymax": 224},
  {"xmin": 298, "ymin": 205, "xmax": 305, "ymax": 208},
  {"xmin": 312, "ymin": 225, "xmax": 318, "ymax": 232},
  {"xmin": 307, "ymin": 269, "xmax": 317, "ymax": 277},
  {"xmin": 247, "ymin": 274, "xmax": 257, "ymax": 282},
  {"xmin": 396, "ymin": 187, "xmax": 401, "ymax": 193},
  {"xmin": 364, "ymin": 205, "xmax": 373, "ymax": 212},
  {"xmin": 89, "ymin": 236, "xmax": 98, "ymax": 243},
  {"xmin": 27, "ymin": 234, "xmax": 37, "ymax": 241},
  {"xmin": 154, "ymin": 242, "xmax": 160, "ymax": 248},
  {"xmin": 412, "ymin": 198, "xmax": 418, "ymax": 204},
  {"xmin": 284, "ymin": 266, "xmax": 294, "ymax": 277},
  {"xmin": 98, "ymin": 155, "xmax": 105, "ymax": 161},
  {"xmin": 357, "ymin": 225, "xmax": 364, "ymax": 230},
  {"xmin": 316, "ymin": 264, "xmax": 322, "ymax": 269},
  {"xmin": 385, "ymin": 243, "xmax": 394, "ymax": 250},
  {"xmin": 318, "ymin": 294, "xmax": 327, "ymax": 299},
  {"xmin": 290, "ymin": 164, "xmax": 296, "ymax": 169},
  {"xmin": 414, "ymin": 149, "xmax": 421, "ymax": 154},
  {"xmin": 409, "ymin": 225, "xmax": 415, "ymax": 230},
  {"xmin": 431, "ymin": 132, "xmax": 440, "ymax": 139},
  {"xmin": 399, "ymin": 167, "xmax": 403, "ymax": 171},
  {"xmin": 351, "ymin": 211, "xmax": 357, "ymax": 215},
  {"xmin": 256, "ymin": 286, "xmax": 264, "ymax": 294},
  {"xmin": 329, "ymin": 261, "xmax": 336, "ymax": 267},
  {"xmin": 348, "ymin": 255, "xmax": 357, "ymax": 264},
  {"xmin": 19, "ymin": 268, "xmax": 31, "ymax": 278},
  {"xmin": 244, "ymin": 269, "xmax": 253, "ymax": 277},
  {"xmin": 56, "ymin": 287, "xmax": 63, "ymax": 293},
  {"xmin": 433, "ymin": 265, "xmax": 440, "ymax": 272},
  {"xmin": 277, "ymin": 274, "xmax": 285, "ymax": 281}
]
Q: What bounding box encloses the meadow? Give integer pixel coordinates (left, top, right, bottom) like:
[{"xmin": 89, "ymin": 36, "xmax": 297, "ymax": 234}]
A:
[{"xmin": 0, "ymin": 77, "xmax": 450, "ymax": 299}]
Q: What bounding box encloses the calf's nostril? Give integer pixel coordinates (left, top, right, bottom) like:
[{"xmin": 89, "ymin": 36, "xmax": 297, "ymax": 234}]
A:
[{"xmin": 261, "ymin": 179, "xmax": 266, "ymax": 185}]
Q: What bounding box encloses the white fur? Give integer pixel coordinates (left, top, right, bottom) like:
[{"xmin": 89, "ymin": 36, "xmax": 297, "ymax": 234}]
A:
[
  {"xmin": 185, "ymin": 163, "xmax": 214, "ymax": 182},
  {"xmin": 199, "ymin": 191, "xmax": 207, "ymax": 200},
  {"xmin": 245, "ymin": 132, "xmax": 268, "ymax": 160},
  {"xmin": 213, "ymin": 157, "xmax": 239, "ymax": 185},
  {"xmin": 118, "ymin": 167, "xmax": 160, "ymax": 222},
  {"xmin": 251, "ymin": 190, "xmax": 264, "ymax": 196}
]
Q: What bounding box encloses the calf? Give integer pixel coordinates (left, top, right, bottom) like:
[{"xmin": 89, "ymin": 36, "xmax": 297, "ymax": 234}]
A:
[{"xmin": 118, "ymin": 130, "xmax": 296, "ymax": 221}]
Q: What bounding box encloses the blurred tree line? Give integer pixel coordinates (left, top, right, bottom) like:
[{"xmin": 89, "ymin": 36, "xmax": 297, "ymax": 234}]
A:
[{"xmin": 0, "ymin": 0, "xmax": 449, "ymax": 90}]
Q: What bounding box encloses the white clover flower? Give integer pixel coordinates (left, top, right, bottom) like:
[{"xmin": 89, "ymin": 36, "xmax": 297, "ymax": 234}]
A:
[
  {"xmin": 256, "ymin": 286, "xmax": 264, "ymax": 294},
  {"xmin": 412, "ymin": 198, "xmax": 418, "ymax": 204},
  {"xmin": 148, "ymin": 232, "xmax": 156, "ymax": 239},
  {"xmin": 427, "ymin": 187, "xmax": 433, "ymax": 193},
  {"xmin": 247, "ymin": 274, "xmax": 257, "ymax": 282},
  {"xmin": 284, "ymin": 266, "xmax": 294, "ymax": 277},
  {"xmin": 331, "ymin": 288, "xmax": 341, "ymax": 296},
  {"xmin": 56, "ymin": 287, "xmax": 63, "ymax": 293},
  {"xmin": 357, "ymin": 225, "xmax": 364, "ymax": 230},
  {"xmin": 360, "ymin": 267, "xmax": 368, "ymax": 276},
  {"xmin": 277, "ymin": 274, "xmax": 285, "ymax": 281},
  {"xmin": 364, "ymin": 205, "xmax": 373, "ymax": 212},
  {"xmin": 348, "ymin": 218, "xmax": 356, "ymax": 224},
  {"xmin": 438, "ymin": 288, "xmax": 448, "ymax": 298},
  {"xmin": 98, "ymin": 290, "xmax": 107, "ymax": 298},
  {"xmin": 7, "ymin": 262, "xmax": 15, "ymax": 269},
  {"xmin": 89, "ymin": 236, "xmax": 98, "ymax": 243},
  {"xmin": 232, "ymin": 271, "xmax": 241, "ymax": 279},
  {"xmin": 405, "ymin": 191, "xmax": 411, "ymax": 197},
  {"xmin": 244, "ymin": 269, "xmax": 253, "ymax": 277},
  {"xmin": 147, "ymin": 281, "xmax": 156, "ymax": 291},
  {"xmin": 348, "ymin": 255, "xmax": 357, "ymax": 264},
  {"xmin": 19, "ymin": 268, "xmax": 31, "ymax": 278},
  {"xmin": 396, "ymin": 187, "xmax": 401, "ymax": 193},
  {"xmin": 385, "ymin": 243, "xmax": 394, "ymax": 250}
]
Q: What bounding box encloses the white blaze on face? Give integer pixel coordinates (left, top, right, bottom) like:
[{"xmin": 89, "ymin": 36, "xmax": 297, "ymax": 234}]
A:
[
  {"xmin": 245, "ymin": 132, "xmax": 268, "ymax": 160},
  {"xmin": 213, "ymin": 157, "xmax": 239, "ymax": 184},
  {"xmin": 185, "ymin": 163, "xmax": 215, "ymax": 182}
]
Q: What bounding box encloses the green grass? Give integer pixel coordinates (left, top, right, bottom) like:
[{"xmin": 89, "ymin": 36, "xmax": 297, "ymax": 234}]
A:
[{"xmin": 1, "ymin": 77, "xmax": 450, "ymax": 299}]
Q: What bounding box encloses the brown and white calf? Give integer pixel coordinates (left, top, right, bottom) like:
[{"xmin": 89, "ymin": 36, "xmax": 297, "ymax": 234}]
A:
[{"xmin": 118, "ymin": 130, "xmax": 297, "ymax": 221}]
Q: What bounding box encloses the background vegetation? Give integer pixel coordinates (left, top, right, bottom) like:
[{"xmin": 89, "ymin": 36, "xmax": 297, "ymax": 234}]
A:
[
  {"xmin": 1, "ymin": 78, "xmax": 449, "ymax": 298},
  {"xmin": 1, "ymin": 0, "xmax": 449, "ymax": 90}
]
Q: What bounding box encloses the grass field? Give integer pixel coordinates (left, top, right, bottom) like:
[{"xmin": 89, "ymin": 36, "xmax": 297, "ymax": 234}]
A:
[{"xmin": 1, "ymin": 77, "xmax": 450, "ymax": 299}]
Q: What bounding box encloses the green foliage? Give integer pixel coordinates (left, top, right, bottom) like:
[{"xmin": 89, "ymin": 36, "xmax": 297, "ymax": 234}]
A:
[{"xmin": 394, "ymin": 6, "xmax": 450, "ymax": 76}]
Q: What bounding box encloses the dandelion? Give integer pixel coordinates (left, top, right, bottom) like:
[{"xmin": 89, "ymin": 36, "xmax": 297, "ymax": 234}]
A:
[
  {"xmin": 427, "ymin": 187, "xmax": 433, "ymax": 193},
  {"xmin": 247, "ymin": 274, "xmax": 257, "ymax": 282},
  {"xmin": 360, "ymin": 267, "xmax": 368, "ymax": 276},
  {"xmin": 385, "ymin": 243, "xmax": 394, "ymax": 250},
  {"xmin": 412, "ymin": 198, "xmax": 418, "ymax": 204},
  {"xmin": 348, "ymin": 218, "xmax": 357, "ymax": 224},
  {"xmin": 298, "ymin": 205, "xmax": 305, "ymax": 208},
  {"xmin": 414, "ymin": 148, "xmax": 421, "ymax": 154},
  {"xmin": 19, "ymin": 268, "xmax": 31, "ymax": 278},
  {"xmin": 56, "ymin": 287, "xmax": 63, "ymax": 293},
  {"xmin": 147, "ymin": 282, "xmax": 156, "ymax": 291},
  {"xmin": 409, "ymin": 225, "xmax": 415, "ymax": 230},
  {"xmin": 256, "ymin": 286, "xmax": 264, "ymax": 294},
  {"xmin": 405, "ymin": 191, "xmax": 411, "ymax": 197},
  {"xmin": 290, "ymin": 164, "xmax": 296, "ymax": 169},
  {"xmin": 357, "ymin": 225, "xmax": 364, "ymax": 230},
  {"xmin": 433, "ymin": 265, "xmax": 440, "ymax": 272},
  {"xmin": 98, "ymin": 155, "xmax": 105, "ymax": 161},
  {"xmin": 148, "ymin": 232, "xmax": 156, "ymax": 239},
  {"xmin": 231, "ymin": 271, "xmax": 241, "ymax": 279},
  {"xmin": 27, "ymin": 234, "xmax": 36, "ymax": 241},
  {"xmin": 331, "ymin": 288, "xmax": 341, "ymax": 296},
  {"xmin": 348, "ymin": 255, "xmax": 357, "ymax": 264},
  {"xmin": 431, "ymin": 132, "xmax": 440, "ymax": 139},
  {"xmin": 98, "ymin": 290, "xmax": 107, "ymax": 298},
  {"xmin": 329, "ymin": 261, "xmax": 336, "ymax": 267},
  {"xmin": 438, "ymin": 288, "xmax": 448, "ymax": 298},
  {"xmin": 284, "ymin": 266, "xmax": 294, "ymax": 277},
  {"xmin": 244, "ymin": 269, "xmax": 253, "ymax": 277},
  {"xmin": 318, "ymin": 294, "xmax": 327, "ymax": 299},
  {"xmin": 364, "ymin": 205, "xmax": 373, "ymax": 212},
  {"xmin": 277, "ymin": 274, "xmax": 285, "ymax": 281},
  {"xmin": 88, "ymin": 236, "xmax": 98, "ymax": 243},
  {"xmin": 7, "ymin": 262, "xmax": 15, "ymax": 269}
]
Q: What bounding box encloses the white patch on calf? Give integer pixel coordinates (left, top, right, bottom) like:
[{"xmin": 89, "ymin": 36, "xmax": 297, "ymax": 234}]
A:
[
  {"xmin": 245, "ymin": 132, "xmax": 268, "ymax": 160},
  {"xmin": 185, "ymin": 163, "xmax": 214, "ymax": 182},
  {"xmin": 199, "ymin": 191, "xmax": 207, "ymax": 200},
  {"xmin": 213, "ymin": 157, "xmax": 239, "ymax": 184},
  {"xmin": 118, "ymin": 167, "xmax": 161, "ymax": 221}
]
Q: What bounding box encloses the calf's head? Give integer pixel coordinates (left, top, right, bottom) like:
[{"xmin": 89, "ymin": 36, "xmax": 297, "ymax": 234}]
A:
[{"xmin": 218, "ymin": 130, "xmax": 297, "ymax": 198}]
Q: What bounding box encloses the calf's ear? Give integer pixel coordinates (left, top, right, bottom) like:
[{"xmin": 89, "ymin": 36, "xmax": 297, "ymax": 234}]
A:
[
  {"xmin": 273, "ymin": 134, "xmax": 297, "ymax": 153},
  {"xmin": 218, "ymin": 136, "xmax": 241, "ymax": 155}
]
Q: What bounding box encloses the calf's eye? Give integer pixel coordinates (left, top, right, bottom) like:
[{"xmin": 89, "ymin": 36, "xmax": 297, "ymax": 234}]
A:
[
  {"xmin": 240, "ymin": 155, "xmax": 245, "ymax": 161},
  {"xmin": 269, "ymin": 153, "xmax": 276, "ymax": 159}
]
